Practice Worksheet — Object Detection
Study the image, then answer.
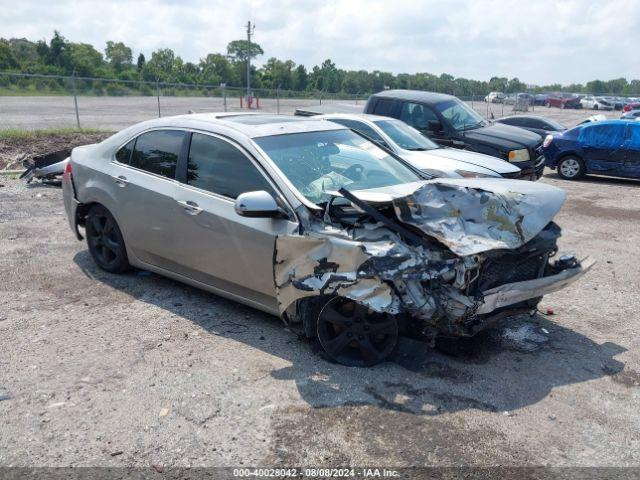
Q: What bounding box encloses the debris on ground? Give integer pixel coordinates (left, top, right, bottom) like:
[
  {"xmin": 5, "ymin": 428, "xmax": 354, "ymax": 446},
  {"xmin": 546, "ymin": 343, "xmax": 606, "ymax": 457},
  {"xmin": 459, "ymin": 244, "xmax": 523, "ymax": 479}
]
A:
[{"xmin": 0, "ymin": 131, "xmax": 112, "ymax": 170}]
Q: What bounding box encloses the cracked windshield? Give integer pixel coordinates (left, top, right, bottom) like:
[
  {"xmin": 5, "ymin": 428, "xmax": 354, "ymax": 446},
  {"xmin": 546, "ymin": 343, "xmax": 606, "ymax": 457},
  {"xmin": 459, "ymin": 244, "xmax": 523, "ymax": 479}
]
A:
[{"xmin": 255, "ymin": 129, "xmax": 421, "ymax": 203}]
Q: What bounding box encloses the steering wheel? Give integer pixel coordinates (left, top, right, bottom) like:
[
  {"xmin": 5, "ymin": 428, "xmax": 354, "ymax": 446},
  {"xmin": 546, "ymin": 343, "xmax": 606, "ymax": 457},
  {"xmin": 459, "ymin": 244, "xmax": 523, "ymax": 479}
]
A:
[{"xmin": 342, "ymin": 164, "xmax": 365, "ymax": 181}]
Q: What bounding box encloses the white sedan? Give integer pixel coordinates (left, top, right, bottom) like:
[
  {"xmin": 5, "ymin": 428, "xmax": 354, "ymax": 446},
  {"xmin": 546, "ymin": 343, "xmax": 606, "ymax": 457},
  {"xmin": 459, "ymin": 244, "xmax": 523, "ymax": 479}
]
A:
[{"xmin": 314, "ymin": 113, "xmax": 523, "ymax": 179}]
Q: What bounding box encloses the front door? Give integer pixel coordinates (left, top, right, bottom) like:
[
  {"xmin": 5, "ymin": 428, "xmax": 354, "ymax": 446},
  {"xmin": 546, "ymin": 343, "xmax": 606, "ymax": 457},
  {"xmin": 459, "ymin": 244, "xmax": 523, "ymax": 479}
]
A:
[
  {"xmin": 171, "ymin": 132, "xmax": 298, "ymax": 311},
  {"xmin": 580, "ymin": 123, "xmax": 626, "ymax": 175},
  {"xmin": 397, "ymin": 101, "xmax": 454, "ymax": 146},
  {"xmin": 623, "ymin": 123, "xmax": 640, "ymax": 178}
]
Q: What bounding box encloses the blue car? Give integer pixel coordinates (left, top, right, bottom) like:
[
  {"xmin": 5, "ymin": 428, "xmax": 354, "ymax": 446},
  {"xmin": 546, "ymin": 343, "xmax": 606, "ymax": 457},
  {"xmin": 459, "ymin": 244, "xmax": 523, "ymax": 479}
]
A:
[{"xmin": 543, "ymin": 120, "xmax": 640, "ymax": 180}]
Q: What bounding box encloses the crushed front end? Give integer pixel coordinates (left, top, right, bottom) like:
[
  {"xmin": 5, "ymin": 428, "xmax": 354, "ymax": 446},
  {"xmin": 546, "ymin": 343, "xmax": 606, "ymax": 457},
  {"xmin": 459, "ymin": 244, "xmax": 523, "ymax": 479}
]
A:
[{"xmin": 274, "ymin": 178, "xmax": 592, "ymax": 340}]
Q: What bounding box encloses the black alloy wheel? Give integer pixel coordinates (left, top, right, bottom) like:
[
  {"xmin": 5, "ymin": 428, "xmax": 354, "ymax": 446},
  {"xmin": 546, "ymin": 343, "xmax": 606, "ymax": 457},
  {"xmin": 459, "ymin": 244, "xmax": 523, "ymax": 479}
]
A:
[
  {"xmin": 85, "ymin": 205, "xmax": 130, "ymax": 273},
  {"xmin": 317, "ymin": 297, "xmax": 398, "ymax": 367}
]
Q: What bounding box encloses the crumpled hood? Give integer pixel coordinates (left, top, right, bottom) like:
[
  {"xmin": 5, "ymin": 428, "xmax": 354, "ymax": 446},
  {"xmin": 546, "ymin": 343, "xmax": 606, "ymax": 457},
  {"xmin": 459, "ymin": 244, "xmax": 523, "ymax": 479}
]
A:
[{"xmin": 352, "ymin": 178, "xmax": 566, "ymax": 256}]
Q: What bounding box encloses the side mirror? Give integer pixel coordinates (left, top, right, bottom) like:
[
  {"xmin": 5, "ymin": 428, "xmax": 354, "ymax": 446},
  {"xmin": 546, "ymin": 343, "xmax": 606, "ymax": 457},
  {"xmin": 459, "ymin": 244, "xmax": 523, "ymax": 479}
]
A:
[
  {"xmin": 427, "ymin": 121, "xmax": 443, "ymax": 133},
  {"xmin": 235, "ymin": 190, "xmax": 284, "ymax": 218}
]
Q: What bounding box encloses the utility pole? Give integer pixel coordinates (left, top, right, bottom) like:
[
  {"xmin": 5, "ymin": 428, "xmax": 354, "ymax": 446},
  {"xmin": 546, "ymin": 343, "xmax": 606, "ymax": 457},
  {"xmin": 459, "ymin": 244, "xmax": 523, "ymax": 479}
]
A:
[{"xmin": 246, "ymin": 20, "xmax": 255, "ymax": 102}]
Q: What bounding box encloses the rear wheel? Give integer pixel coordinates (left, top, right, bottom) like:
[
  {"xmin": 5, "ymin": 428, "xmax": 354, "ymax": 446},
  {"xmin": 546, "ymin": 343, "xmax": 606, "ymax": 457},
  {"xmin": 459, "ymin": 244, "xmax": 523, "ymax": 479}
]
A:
[
  {"xmin": 316, "ymin": 297, "xmax": 398, "ymax": 367},
  {"xmin": 557, "ymin": 156, "xmax": 585, "ymax": 180},
  {"xmin": 85, "ymin": 204, "xmax": 130, "ymax": 273}
]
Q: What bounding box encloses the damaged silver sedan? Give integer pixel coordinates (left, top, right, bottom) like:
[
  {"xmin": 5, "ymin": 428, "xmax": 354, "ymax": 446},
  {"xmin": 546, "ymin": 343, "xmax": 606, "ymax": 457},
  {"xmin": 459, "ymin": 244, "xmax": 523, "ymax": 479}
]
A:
[{"xmin": 62, "ymin": 113, "xmax": 592, "ymax": 366}]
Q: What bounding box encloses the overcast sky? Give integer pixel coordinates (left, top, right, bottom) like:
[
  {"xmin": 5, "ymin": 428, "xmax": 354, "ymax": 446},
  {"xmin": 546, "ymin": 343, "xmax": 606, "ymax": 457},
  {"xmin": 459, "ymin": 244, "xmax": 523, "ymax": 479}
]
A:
[{"xmin": 1, "ymin": 0, "xmax": 638, "ymax": 85}]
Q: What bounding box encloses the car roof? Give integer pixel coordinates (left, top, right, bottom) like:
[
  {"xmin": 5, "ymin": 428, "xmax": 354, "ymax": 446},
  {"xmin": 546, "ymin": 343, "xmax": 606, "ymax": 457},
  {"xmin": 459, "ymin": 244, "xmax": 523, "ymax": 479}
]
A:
[
  {"xmin": 579, "ymin": 119, "xmax": 635, "ymax": 127},
  {"xmin": 370, "ymin": 89, "xmax": 455, "ymax": 104},
  {"xmin": 315, "ymin": 113, "xmax": 392, "ymax": 123},
  {"xmin": 497, "ymin": 115, "xmax": 550, "ymax": 121},
  {"xmin": 123, "ymin": 112, "xmax": 346, "ymax": 139}
]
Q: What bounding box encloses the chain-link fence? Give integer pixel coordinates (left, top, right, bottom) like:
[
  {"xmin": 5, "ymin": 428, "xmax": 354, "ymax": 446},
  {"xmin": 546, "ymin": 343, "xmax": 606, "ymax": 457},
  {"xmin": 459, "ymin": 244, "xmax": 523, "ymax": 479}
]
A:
[
  {"xmin": 0, "ymin": 72, "xmax": 362, "ymax": 131},
  {"xmin": 0, "ymin": 71, "xmax": 631, "ymax": 131}
]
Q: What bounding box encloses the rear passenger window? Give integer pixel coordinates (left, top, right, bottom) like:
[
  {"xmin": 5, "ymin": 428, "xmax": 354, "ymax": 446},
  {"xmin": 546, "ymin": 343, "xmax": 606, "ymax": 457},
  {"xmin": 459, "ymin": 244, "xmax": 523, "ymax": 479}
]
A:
[
  {"xmin": 115, "ymin": 139, "xmax": 135, "ymax": 164},
  {"xmin": 187, "ymin": 133, "xmax": 274, "ymax": 199},
  {"xmin": 399, "ymin": 102, "xmax": 438, "ymax": 129},
  {"xmin": 130, "ymin": 130, "xmax": 183, "ymax": 179},
  {"xmin": 372, "ymin": 98, "xmax": 396, "ymax": 117}
]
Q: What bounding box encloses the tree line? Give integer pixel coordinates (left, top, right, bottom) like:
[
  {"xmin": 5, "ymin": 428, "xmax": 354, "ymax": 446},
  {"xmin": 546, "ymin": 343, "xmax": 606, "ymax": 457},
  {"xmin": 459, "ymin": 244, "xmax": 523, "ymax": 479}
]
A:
[{"xmin": 1, "ymin": 31, "xmax": 639, "ymax": 97}]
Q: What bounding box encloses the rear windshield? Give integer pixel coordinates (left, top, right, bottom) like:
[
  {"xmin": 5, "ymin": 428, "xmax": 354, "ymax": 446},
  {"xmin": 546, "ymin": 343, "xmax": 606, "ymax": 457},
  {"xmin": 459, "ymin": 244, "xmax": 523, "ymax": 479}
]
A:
[{"xmin": 254, "ymin": 129, "xmax": 422, "ymax": 204}]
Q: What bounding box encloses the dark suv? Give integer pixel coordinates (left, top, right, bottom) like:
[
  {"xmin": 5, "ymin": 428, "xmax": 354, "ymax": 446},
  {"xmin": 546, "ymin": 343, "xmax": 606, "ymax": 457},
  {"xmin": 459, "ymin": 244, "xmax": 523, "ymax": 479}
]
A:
[{"xmin": 364, "ymin": 90, "xmax": 545, "ymax": 179}]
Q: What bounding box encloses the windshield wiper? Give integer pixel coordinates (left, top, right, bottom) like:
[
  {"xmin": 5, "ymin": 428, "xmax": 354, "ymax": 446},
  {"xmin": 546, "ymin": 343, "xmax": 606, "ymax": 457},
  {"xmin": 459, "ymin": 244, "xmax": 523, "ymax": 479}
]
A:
[{"xmin": 406, "ymin": 147, "xmax": 431, "ymax": 151}]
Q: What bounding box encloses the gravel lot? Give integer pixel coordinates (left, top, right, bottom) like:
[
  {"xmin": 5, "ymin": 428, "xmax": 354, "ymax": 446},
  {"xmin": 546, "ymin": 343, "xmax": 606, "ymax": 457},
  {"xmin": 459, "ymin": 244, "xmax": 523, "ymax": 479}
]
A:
[
  {"xmin": 0, "ymin": 165, "xmax": 639, "ymax": 469},
  {"xmin": 0, "ymin": 96, "xmax": 358, "ymax": 131},
  {"xmin": 0, "ymin": 95, "xmax": 622, "ymax": 131}
]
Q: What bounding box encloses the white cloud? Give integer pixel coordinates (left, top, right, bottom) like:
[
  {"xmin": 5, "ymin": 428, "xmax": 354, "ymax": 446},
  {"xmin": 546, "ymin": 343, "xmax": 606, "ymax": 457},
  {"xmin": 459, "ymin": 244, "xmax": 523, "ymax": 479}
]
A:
[{"xmin": 0, "ymin": 0, "xmax": 638, "ymax": 84}]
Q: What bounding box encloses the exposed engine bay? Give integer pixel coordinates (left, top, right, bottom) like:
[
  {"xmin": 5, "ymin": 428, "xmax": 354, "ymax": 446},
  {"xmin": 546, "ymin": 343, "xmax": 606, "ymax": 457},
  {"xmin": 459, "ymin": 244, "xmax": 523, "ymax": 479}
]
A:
[{"xmin": 274, "ymin": 178, "xmax": 592, "ymax": 339}]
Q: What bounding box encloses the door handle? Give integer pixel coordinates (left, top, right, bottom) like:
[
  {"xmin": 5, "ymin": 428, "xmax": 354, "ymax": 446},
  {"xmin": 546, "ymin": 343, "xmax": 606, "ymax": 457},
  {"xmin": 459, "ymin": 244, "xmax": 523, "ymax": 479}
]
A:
[
  {"xmin": 177, "ymin": 199, "xmax": 203, "ymax": 215},
  {"xmin": 111, "ymin": 175, "xmax": 129, "ymax": 187}
]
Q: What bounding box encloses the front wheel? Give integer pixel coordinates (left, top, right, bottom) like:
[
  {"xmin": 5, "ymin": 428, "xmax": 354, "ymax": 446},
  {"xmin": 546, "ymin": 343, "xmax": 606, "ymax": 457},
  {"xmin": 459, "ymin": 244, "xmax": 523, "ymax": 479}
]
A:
[
  {"xmin": 316, "ymin": 297, "xmax": 398, "ymax": 367},
  {"xmin": 557, "ymin": 156, "xmax": 585, "ymax": 180},
  {"xmin": 85, "ymin": 204, "xmax": 130, "ymax": 273}
]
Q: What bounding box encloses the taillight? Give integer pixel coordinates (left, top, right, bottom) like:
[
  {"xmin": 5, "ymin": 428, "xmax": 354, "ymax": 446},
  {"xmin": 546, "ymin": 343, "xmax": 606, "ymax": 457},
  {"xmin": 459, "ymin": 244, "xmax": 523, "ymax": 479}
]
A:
[
  {"xmin": 543, "ymin": 134, "xmax": 553, "ymax": 148},
  {"xmin": 64, "ymin": 160, "xmax": 72, "ymax": 175}
]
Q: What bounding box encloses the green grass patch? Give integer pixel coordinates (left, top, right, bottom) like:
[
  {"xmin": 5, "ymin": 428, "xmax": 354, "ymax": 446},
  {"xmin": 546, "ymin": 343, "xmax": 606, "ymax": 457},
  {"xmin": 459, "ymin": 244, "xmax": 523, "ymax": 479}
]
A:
[{"xmin": 0, "ymin": 127, "xmax": 111, "ymax": 141}]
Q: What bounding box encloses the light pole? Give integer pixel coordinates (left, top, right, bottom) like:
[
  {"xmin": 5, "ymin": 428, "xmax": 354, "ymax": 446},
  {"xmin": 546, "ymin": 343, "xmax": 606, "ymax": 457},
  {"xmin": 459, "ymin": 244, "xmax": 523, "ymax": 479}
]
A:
[{"xmin": 246, "ymin": 20, "xmax": 255, "ymax": 103}]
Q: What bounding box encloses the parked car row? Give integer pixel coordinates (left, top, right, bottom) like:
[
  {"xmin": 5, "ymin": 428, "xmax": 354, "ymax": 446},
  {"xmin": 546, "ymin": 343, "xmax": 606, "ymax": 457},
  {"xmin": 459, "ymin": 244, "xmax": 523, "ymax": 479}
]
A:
[
  {"xmin": 61, "ymin": 109, "xmax": 591, "ymax": 366},
  {"xmin": 485, "ymin": 91, "xmax": 640, "ymax": 112}
]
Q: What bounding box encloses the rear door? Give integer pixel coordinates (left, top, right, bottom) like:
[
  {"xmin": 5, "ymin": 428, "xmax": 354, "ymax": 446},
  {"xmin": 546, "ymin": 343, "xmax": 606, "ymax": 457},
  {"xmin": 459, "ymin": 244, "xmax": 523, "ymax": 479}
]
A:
[
  {"xmin": 172, "ymin": 132, "xmax": 298, "ymax": 311},
  {"xmin": 111, "ymin": 129, "xmax": 186, "ymax": 269},
  {"xmin": 622, "ymin": 123, "xmax": 640, "ymax": 178},
  {"xmin": 579, "ymin": 124, "xmax": 626, "ymax": 175}
]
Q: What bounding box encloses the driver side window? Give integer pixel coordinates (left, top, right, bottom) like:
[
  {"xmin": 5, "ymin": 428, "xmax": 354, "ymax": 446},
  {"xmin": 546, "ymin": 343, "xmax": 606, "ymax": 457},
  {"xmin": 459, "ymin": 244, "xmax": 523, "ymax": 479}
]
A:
[
  {"xmin": 186, "ymin": 133, "xmax": 275, "ymax": 199},
  {"xmin": 399, "ymin": 102, "xmax": 438, "ymax": 130}
]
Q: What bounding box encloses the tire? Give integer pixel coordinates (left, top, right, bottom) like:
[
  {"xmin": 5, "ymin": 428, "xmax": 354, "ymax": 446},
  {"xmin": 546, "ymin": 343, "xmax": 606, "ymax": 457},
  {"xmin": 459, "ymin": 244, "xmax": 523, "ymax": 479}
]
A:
[
  {"xmin": 593, "ymin": 104, "xmax": 598, "ymax": 110},
  {"xmin": 557, "ymin": 156, "xmax": 585, "ymax": 180},
  {"xmin": 85, "ymin": 204, "xmax": 130, "ymax": 273},
  {"xmin": 315, "ymin": 297, "xmax": 398, "ymax": 367}
]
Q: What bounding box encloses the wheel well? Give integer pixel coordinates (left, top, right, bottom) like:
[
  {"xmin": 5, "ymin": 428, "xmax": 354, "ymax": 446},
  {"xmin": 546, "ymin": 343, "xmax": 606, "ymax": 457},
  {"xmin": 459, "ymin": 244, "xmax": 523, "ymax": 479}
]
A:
[
  {"xmin": 556, "ymin": 152, "xmax": 583, "ymax": 164},
  {"xmin": 75, "ymin": 201, "xmax": 102, "ymax": 227}
]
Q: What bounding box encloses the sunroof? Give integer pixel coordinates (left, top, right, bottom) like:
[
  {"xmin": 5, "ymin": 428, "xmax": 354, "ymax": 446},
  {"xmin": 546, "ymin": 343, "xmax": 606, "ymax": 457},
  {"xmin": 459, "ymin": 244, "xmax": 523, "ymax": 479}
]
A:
[{"xmin": 222, "ymin": 115, "xmax": 302, "ymax": 125}]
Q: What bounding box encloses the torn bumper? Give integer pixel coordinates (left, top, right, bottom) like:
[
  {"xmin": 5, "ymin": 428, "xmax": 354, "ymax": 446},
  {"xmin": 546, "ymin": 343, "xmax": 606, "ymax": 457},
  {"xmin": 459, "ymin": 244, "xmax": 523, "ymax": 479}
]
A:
[
  {"xmin": 476, "ymin": 257, "xmax": 595, "ymax": 315},
  {"xmin": 62, "ymin": 169, "xmax": 82, "ymax": 240}
]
